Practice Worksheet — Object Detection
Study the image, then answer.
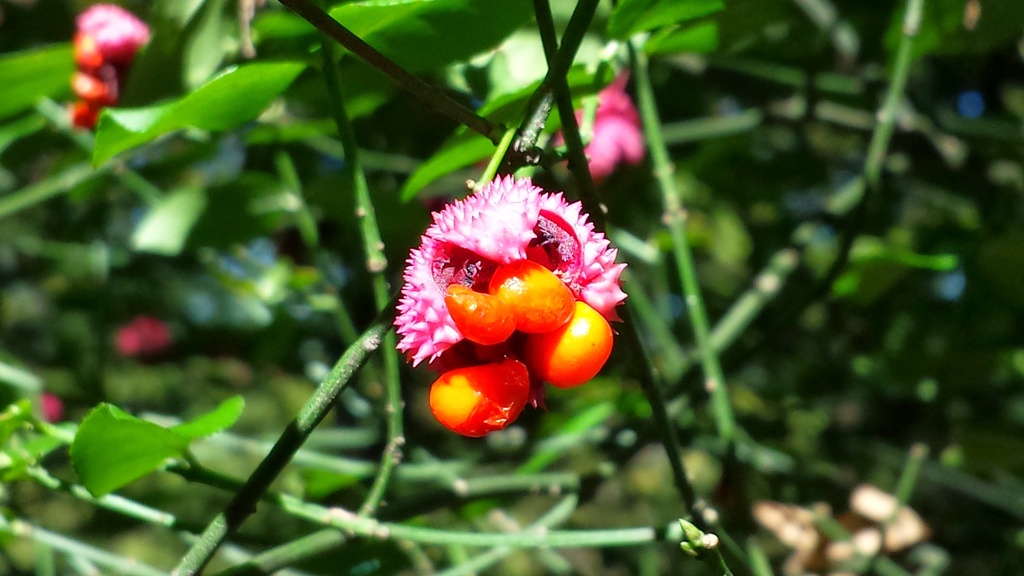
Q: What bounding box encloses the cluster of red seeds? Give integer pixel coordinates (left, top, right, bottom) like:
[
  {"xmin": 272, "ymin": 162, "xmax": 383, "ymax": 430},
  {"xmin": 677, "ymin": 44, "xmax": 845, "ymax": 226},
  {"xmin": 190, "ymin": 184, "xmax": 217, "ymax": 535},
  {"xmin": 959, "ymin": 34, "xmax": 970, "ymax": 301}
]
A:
[
  {"xmin": 69, "ymin": 5, "xmax": 149, "ymax": 129},
  {"xmin": 428, "ymin": 260, "xmax": 614, "ymax": 437}
]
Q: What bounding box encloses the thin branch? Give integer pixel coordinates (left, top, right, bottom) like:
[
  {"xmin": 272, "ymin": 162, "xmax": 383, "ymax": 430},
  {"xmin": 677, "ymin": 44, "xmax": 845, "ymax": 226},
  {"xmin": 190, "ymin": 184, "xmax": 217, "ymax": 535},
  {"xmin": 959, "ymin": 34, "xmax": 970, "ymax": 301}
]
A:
[
  {"xmin": 507, "ymin": 0, "xmax": 604, "ymax": 168},
  {"xmin": 319, "ymin": 38, "xmax": 404, "ymax": 519},
  {"xmin": 171, "ymin": 298, "xmax": 397, "ymax": 576},
  {"xmin": 532, "ymin": 0, "xmax": 707, "ymax": 545},
  {"xmin": 0, "ymin": 518, "xmax": 167, "ymax": 576},
  {"xmin": 630, "ymin": 43, "xmax": 737, "ymax": 444},
  {"xmin": 276, "ymin": 0, "xmax": 503, "ymax": 143}
]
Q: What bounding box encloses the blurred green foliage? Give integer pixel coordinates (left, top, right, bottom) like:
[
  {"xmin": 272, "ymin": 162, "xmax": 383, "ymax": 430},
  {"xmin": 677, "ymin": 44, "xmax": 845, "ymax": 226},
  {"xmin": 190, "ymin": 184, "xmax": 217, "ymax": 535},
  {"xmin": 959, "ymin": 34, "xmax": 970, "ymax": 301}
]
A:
[{"xmin": 0, "ymin": 0, "xmax": 1023, "ymax": 574}]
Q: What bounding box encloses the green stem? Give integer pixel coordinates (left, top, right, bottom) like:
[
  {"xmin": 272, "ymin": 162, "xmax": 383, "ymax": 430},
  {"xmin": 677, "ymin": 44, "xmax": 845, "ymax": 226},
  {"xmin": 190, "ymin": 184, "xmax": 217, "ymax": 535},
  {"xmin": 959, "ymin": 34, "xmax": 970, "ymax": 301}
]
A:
[
  {"xmin": 631, "ymin": 42, "xmax": 737, "ymax": 444},
  {"xmin": 478, "ymin": 127, "xmax": 517, "ymax": 184},
  {"xmin": 171, "ymin": 299, "xmax": 397, "ymax": 576},
  {"xmin": 892, "ymin": 443, "xmax": 928, "ymax": 508},
  {"xmin": 435, "ymin": 496, "xmax": 578, "ymax": 576},
  {"xmin": 864, "ymin": 0, "xmax": 923, "ymax": 188},
  {"xmin": 0, "ymin": 518, "xmax": 168, "ymax": 576},
  {"xmin": 277, "ymin": 0, "xmax": 503, "ymax": 143},
  {"xmin": 320, "ymin": 38, "xmax": 404, "ymax": 519},
  {"xmin": 533, "ymin": 0, "xmax": 601, "ymax": 209},
  {"xmin": 276, "ymin": 491, "xmax": 655, "ymax": 548},
  {"xmin": 661, "ymin": 109, "xmax": 764, "ymax": 145},
  {"xmin": 509, "ymin": 0, "xmax": 602, "ymax": 167},
  {"xmin": 533, "ymin": 0, "xmax": 703, "ymax": 523},
  {"xmin": 213, "ymin": 530, "xmax": 346, "ymax": 576},
  {"xmin": 24, "ymin": 466, "xmax": 178, "ymax": 529},
  {"xmin": 746, "ymin": 537, "xmax": 776, "ymax": 576},
  {"xmin": 0, "ymin": 162, "xmax": 109, "ymax": 220},
  {"xmin": 35, "ymin": 98, "xmax": 162, "ymax": 205},
  {"xmin": 667, "ymin": 248, "xmax": 801, "ymax": 401}
]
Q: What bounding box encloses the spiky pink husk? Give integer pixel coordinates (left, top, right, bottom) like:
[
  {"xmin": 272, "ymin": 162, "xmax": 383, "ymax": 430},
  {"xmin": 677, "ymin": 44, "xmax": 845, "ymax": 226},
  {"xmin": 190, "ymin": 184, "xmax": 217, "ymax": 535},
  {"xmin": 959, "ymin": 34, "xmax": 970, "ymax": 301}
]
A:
[
  {"xmin": 395, "ymin": 176, "xmax": 626, "ymax": 366},
  {"xmin": 77, "ymin": 4, "xmax": 150, "ymax": 65}
]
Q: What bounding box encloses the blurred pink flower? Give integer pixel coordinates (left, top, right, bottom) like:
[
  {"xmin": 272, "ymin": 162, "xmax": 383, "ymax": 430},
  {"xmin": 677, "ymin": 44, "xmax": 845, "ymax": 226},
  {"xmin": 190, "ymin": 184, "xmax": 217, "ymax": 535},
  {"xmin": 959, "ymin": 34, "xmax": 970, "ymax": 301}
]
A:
[
  {"xmin": 70, "ymin": 4, "xmax": 149, "ymax": 129},
  {"xmin": 556, "ymin": 75, "xmax": 645, "ymax": 181},
  {"xmin": 75, "ymin": 4, "xmax": 150, "ymax": 66},
  {"xmin": 41, "ymin": 393, "xmax": 64, "ymax": 423},
  {"xmin": 115, "ymin": 316, "xmax": 172, "ymax": 357},
  {"xmin": 395, "ymin": 176, "xmax": 626, "ymax": 367}
]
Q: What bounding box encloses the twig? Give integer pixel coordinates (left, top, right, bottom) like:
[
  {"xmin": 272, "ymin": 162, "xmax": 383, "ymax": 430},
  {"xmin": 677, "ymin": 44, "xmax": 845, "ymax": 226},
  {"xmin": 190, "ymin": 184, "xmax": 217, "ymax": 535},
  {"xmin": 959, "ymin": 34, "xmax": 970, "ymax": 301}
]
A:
[
  {"xmin": 534, "ymin": 0, "xmax": 708, "ymax": 524},
  {"xmin": 434, "ymin": 496, "xmax": 578, "ymax": 576},
  {"xmin": 276, "ymin": 0, "xmax": 503, "ymax": 144},
  {"xmin": 532, "ymin": 0, "xmax": 601, "ymax": 209},
  {"xmin": 630, "ymin": 43, "xmax": 737, "ymax": 444},
  {"xmin": 171, "ymin": 299, "xmax": 397, "ymax": 576},
  {"xmin": 319, "ymin": 38, "xmax": 404, "ymax": 519},
  {"xmin": 507, "ymin": 0, "xmax": 601, "ymax": 168},
  {"xmin": 0, "ymin": 517, "xmax": 168, "ymax": 576}
]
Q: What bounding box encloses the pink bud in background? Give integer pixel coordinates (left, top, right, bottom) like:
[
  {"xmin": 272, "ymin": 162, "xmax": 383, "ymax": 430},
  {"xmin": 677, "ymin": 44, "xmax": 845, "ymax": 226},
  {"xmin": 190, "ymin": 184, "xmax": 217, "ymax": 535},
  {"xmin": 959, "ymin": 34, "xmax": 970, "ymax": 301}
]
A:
[
  {"xmin": 584, "ymin": 75, "xmax": 645, "ymax": 181},
  {"xmin": 115, "ymin": 316, "xmax": 172, "ymax": 358},
  {"xmin": 70, "ymin": 4, "xmax": 150, "ymax": 129},
  {"xmin": 41, "ymin": 393, "xmax": 64, "ymax": 423},
  {"xmin": 75, "ymin": 4, "xmax": 151, "ymax": 66}
]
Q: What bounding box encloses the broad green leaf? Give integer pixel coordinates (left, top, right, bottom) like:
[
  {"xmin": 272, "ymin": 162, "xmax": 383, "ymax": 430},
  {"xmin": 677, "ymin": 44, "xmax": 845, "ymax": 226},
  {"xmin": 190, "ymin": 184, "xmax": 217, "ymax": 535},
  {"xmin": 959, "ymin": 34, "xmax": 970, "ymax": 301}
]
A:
[
  {"xmin": 399, "ymin": 136, "xmax": 494, "ymax": 201},
  {"xmin": 608, "ymin": 0, "xmax": 723, "ymax": 39},
  {"xmin": 171, "ymin": 396, "xmax": 245, "ymax": 440},
  {"xmin": 645, "ymin": 20, "xmax": 719, "ymax": 55},
  {"xmin": 0, "ymin": 44, "xmax": 74, "ymax": 120},
  {"xmin": 329, "ymin": 0, "xmax": 532, "ymax": 72},
  {"xmin": 71, "ymin": 398, "xmax": 245, "ymax": 496},
  {"xmin": 183, "ymin": 0, "xmax": 231, "ymax": 89},
  {"xmin": 253, "ymin": 10, "xmax": 316, "ymax": 40},
  {"xmin": 71, "ymin": 404, "xmax": 190, "ymax": 496},
  {"xmin": 93, "ymin": 61, "xmax": 305, "ymax": 164},
  {"xmin": 131, "ymin": 187, "xmax": 208, "ymax": 256},
  {"xmin": 329, "ymin": 0, "xmax": 428, "ymax": 40}
]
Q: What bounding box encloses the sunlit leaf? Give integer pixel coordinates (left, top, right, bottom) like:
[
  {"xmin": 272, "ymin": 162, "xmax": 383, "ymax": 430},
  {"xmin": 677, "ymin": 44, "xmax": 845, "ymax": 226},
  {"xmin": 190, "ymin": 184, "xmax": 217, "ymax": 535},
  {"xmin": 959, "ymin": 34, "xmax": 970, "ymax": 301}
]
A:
[
  {"xmin": 93, "ymin": 61, "xmax": 306, "ymax": 164},
  {"xmin": 608, "ymin": 0, "xmax": 723, "ymax": 39},
  {"xmin": 329, "ymin": 0, "xmax": 532, "ymax": 72},
  {"xmin": 71, "ymin": 397, "xmax": 245, "ymax": 496},
  {"xmin": 171, "ymin": 396, "xmax": 246, "ymax": 440},
  {"xmin": 132, "ymin": 187, "xmax": 208, "ymax": 256},
  {"xmin": 71, "ymin": 404, "xmax": 190, "ymax": 496},
  {"xmin": 0, "ymin": 44, "xmax": 74, "ymax": 120},
  {"xmin": 644, "ymin": 21, "xmax": 719, "ymax": 55}
]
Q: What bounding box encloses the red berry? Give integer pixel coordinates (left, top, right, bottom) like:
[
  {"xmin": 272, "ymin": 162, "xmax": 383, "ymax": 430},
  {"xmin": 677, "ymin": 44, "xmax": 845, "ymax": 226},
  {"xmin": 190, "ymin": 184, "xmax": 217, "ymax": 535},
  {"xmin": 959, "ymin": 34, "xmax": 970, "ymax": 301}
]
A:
[
  {"xmin": 489, "ymin": 260, "xmax": 575, "ymax": 333},
  {"xmin": 445, "ymin": 285, "xmax": 515, "ymax": 345},
  {"xmin": 524, "ymin": 301, "xmax": 613, "ymax": 388},
  {"xmin": 428, "ymin": 359, "xmax": 530, "ymax": 437}
]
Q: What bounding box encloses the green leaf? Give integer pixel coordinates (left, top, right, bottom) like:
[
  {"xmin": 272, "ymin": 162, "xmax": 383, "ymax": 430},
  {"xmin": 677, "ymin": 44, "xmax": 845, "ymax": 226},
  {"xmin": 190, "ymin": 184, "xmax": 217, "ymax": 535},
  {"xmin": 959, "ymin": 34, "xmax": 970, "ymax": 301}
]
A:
[
  {"xmin": 0, "ymin": 44, "xmax": 75, "ymax": 120},
  {"xmin": 399, "ymin": 135, "xmax": 494, "ymax": 201},
  {"xmin": 71, "ymin": 404, "xmax": 191, "ymax": 496},
  {"xmin": 70, "ymin": 398, "xmax": 245, "ymax": 496},
  {"xmin": 172, "ymin": 396, "xmax": 246, "ymax": 440},
  {"xmin": 644, "ymin": 20, "xmax": 719, "ymax": 55},
  {"xmin": 329, "ymin": 0, "xmax": 532, "ymax": 72},
  {"xmin": 93, "ymin": 61, "xmax": 306, "ymax": 164},
  {"xmin": 183, "ymin": 0, "xmax": 231, "ymax": 89},
  {"xmin": 608, "ymin": 0, "xmax": 723, "ymax": 39},
  {"xmin": 131, "ymin": 187, "xmax": 208, "ymax": 256}
]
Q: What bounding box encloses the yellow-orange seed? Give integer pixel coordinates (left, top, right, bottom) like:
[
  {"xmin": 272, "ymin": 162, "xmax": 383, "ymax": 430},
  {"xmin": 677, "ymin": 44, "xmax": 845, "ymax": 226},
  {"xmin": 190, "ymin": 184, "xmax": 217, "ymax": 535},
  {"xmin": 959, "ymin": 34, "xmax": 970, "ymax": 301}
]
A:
[
  {"xmin": 445, "ymin": 285, "xmax": 515, "ymax": 345},
  {"xmin": 488, "ymin": 260, "xmax": 575, "ymax": 333},
  {"xmin": 428, "ymin": 359, "xmax": 530, "ymax": 437},
  {"xmin": 524, "ymin": 300, "xmax": 613, "ymax": 388}
]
